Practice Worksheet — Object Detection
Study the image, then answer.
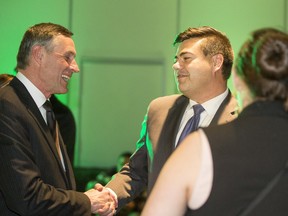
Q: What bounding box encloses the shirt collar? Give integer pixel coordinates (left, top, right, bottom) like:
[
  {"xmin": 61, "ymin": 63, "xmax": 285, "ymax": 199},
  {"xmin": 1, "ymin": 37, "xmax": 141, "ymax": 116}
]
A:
[
  {"xmin": 16, "ymin": 72, "xmax": 47, "ymax": 108},
  {"xmin": 188, "ymin": 88, "xmax": 229, "ymax": 115}
]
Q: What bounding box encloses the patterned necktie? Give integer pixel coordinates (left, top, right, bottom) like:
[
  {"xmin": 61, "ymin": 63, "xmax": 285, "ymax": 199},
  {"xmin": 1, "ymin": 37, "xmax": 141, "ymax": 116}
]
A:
[
  {"xmin": 43, "ymin": 100, "xmax": 56, "ymax": 139},
  {"xmin": 43, "ymin": 100, "xmax": 66, "ymax": 171},
  {"xmin": 177, "ymin": 104, "xmax": 205, "ymax": 146}
]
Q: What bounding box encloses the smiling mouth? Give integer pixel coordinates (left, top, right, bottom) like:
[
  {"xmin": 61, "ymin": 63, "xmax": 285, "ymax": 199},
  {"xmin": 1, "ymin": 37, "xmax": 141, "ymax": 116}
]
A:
[
  {"xmin": 62, "ymin": 75, "xmax": 70, "ymax": 82},
  {"xmin": 177, "ymin": 74, "xmax": 189, "ymax": 78}
]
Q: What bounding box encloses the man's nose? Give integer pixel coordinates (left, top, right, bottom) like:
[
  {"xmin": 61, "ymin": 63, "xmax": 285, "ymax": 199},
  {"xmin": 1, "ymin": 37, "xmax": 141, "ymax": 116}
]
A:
[
  {"xmin": 172, "ymin": 61, "xmax": 182, "ymax": 70},
  {"xmin": 70, "ymin": 59, "xmax": 80, "ymax": 73}
]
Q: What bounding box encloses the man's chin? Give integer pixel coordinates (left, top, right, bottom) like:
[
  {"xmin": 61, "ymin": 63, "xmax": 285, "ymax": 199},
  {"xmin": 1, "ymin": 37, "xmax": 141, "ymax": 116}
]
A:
[{"xmin": 56, "ymin": 87, "xmax": 68, "ymax": 95}]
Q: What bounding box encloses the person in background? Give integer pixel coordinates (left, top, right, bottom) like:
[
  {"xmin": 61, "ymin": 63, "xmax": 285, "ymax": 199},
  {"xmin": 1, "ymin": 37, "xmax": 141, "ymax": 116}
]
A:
[
  {"xmin": 141, "ymin": 27, "xmax": 288, "ymax": 216},
  {"xmin": 86, "ymin": 152, "xmax": 133, "ymax": 189},
  {"xmin": 105, "ymin": 26, "xmax": 238, "ymax": 215},
  {"xmin": 0, "ymin": 74, "xmax": 76, "ymax": 165},
  {"xmin": 0, "ymin": 73, "xmax": 13, "ymax": 88},
  {"xmin": 0, "ymin": 22, "xmax": 116, "ymax": 216}
]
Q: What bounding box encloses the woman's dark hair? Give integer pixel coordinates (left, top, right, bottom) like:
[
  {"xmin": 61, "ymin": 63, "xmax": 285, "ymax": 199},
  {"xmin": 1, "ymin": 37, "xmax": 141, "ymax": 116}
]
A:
[{"xmin": 235, "ymin": 27, "xmax": 288, "ymax": 110}]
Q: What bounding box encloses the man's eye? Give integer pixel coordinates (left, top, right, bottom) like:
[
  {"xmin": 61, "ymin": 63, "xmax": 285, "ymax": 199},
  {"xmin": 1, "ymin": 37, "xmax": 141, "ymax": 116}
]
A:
[
  {"xmin": 64, "ymin": 55, "xmax": 73, "ymax": 63},
  {"xmin": 173, "ymin": 56, "xmax": 192, "ymax": 63},
  {"xmin": 183, "ymin": 57, "xmax": 192, "ymax": 62}
]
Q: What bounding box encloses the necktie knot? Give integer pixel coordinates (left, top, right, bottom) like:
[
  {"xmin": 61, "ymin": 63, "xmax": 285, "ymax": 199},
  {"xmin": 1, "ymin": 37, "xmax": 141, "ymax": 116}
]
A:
[
  {"xmin": 177, "ymin": 104, "xmax": 205, "ymax": 146},
  {"xmin": 43, "ymin": 100, "xmax": 53, "ymax": 112},
  {"xmin": 193, "ymin": 104, "xmax": 205, "ymax": 116}
]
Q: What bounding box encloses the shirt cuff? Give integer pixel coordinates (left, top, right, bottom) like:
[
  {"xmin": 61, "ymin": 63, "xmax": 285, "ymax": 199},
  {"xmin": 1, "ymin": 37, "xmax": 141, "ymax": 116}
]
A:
[{"xmin": 106, "ymin": 187, "xmax": 118, "ymax": 209}]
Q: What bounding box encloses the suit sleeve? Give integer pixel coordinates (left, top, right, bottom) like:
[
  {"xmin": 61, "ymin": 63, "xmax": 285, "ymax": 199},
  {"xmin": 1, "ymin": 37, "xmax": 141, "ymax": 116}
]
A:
[
  {"xmin": 106, "ymin": 114, "xmax": 149, "ymax": 210},
  {"xmin": 0, "ymin": 101, "xmax": 91, "ymax": 216}
]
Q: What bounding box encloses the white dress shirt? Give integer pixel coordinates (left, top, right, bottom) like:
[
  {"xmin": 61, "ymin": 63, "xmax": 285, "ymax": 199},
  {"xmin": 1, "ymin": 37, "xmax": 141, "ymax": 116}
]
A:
[
  {"xmin": 16, "ymin": 72, "xmax": 47, "ymax": 121},
  {"xmin": 175, "ymin": 89, "xmax": 229, "ymax": 146}
]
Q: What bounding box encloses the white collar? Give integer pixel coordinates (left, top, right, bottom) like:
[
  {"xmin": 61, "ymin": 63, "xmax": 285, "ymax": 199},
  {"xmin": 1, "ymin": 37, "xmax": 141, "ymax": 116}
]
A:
[
  {"xmin": 16, "ymin": 72, "xmax": 47, "ymax": 108},
  {"xmin": 187, "ymin": 89, "xmax": 229, "ymax": 115}
]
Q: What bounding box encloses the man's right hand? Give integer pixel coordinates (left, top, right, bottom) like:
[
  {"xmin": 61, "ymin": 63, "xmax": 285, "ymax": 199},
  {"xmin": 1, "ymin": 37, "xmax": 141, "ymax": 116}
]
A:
[{"xmin": 84, "ymin": 184, "xmax": 116, "ymax": 216}]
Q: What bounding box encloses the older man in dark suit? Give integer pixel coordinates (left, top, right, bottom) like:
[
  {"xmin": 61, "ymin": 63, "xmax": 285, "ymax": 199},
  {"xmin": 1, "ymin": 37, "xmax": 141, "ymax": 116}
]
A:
[
  {"xmin": 105, "ymin": 26, "xmax": 238, "ymax": 215},
  {"xmin": 0, "ymin": 23, "xmax": 115, "ymax": 216}
]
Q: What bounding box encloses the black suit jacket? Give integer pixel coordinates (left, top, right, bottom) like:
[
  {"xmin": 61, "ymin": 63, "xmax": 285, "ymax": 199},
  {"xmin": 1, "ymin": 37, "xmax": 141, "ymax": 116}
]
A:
[
  {"xmin": 106, "ymin": 92, "xmax": 238, "ymax": 209},
  {"xmin": 0, "ymin": 78, "xmax": 90, "ymax": 215}
]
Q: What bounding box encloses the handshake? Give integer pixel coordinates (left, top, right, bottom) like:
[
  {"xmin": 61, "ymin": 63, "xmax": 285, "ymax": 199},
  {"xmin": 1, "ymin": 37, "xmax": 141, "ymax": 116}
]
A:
[{"xmin": 84, "ymin": 183, "xmax": 118, "ymax": 216}]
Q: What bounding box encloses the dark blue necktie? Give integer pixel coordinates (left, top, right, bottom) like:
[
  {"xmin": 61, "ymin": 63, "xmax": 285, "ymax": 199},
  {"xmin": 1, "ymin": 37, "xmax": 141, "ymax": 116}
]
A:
[{"xmin": 177, "ymin": 104, "xmax": 205, "ymax": 146}]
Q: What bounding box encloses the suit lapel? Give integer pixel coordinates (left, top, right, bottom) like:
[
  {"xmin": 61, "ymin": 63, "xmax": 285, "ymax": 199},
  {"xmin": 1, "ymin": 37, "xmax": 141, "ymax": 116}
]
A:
[
  {"xmin": 10, "ymin": 78, "xmax": 72, "ymax": 188},
  {"xmin": 10, "ymin": 78, "xmax": 47, "ymax": 129},
  {"xmin": 210, "ymin": 91, "xmax": 237, "ymax": 126},
  {"xmin": 165, "ymin": 95, "xmax": 189, "ymax": 151},
  {"xmin": 149, "ymin": 95, "xmax": 188, "ymax": 192},
  {"xmin": 58, "ymin": 132, "xmax": 76, "ymax": 189}
]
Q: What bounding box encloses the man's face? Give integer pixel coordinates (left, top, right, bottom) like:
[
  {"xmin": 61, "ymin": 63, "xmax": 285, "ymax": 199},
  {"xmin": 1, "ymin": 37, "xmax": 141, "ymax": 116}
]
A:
[
  {"xmin": 39, "ymin": 35, "xmax": 79, "ymax": 96},
  {"xmin": 172, "ymin": 38, "xmax": 214, "ymax": 99}
]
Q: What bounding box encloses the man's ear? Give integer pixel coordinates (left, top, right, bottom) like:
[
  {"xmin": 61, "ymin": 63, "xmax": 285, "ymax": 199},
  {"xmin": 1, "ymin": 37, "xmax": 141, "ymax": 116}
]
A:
[
  {"xmin": 212, "ymin": 53, "xmax": 224, "ymax": 72},
  {"xmin": 31, "ymin": 45, "xmax": 44, "ymax": 65}
]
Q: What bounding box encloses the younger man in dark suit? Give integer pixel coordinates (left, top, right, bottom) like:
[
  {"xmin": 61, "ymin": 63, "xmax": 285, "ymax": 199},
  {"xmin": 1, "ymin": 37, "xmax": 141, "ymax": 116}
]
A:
[{"xmin": 105, "ymin": 26, "xmax": 238, "ymax": 215}]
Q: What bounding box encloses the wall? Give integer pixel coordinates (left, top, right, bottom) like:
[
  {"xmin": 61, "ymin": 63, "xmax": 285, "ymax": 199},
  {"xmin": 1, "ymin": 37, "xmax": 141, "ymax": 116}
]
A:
[
  {"xmin": 0, "ymin": 0, "xmax": 71, "ymax": 103},
  {"xmin": 71, "ymin": 0, "xmax": 178, "ymax": 167},
  {"xmin": 0, "ymin": 0, "xmax": 287, "ymax": 168},
  {"xmin": 179, "ymin": 0, "xmax": 286, "ymax": 91}
]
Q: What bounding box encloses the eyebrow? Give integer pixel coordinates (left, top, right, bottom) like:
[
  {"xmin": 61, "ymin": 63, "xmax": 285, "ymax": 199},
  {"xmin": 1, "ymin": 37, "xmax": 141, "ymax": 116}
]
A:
[
  {"xmin": 174, "ymin": 51, "xmax": 194, "ymax": 59},
  {"xmin": 65, "ymin": 50, "xmax": 76, "ymax": 57}
]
